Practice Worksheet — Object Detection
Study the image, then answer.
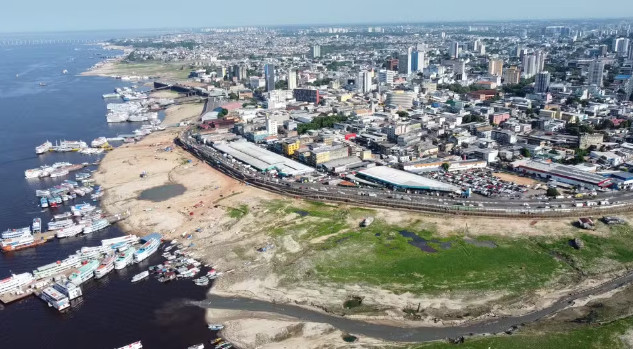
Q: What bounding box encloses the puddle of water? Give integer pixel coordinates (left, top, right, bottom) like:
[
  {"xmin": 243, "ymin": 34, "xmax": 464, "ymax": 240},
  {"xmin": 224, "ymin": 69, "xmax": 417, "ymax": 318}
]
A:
[
  {"xmin": 342, "ymin": 334, "xmax": 358, "ymax": 343},
  {"xmin": 399, "ymin": 230, "xmax": 438, "ymax": 253},
  {"xmin": 138, "ymin": 184, "xmax": 186, "ymax": 202},
  {"xmin": 294, "ymin": 210, "xmax": 309, "ymax": 217},
  {"xmin": 463, "ymin": 237, "xmax": 497, "ymax": 248}
]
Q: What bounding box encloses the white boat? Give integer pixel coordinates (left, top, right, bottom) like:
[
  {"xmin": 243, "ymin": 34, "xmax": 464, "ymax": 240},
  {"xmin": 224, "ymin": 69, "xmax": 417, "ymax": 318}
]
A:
[
  {"xmin": 107, "ymin": 113, "xmax": 129, "ymax": 123},
  {"xmin": 24, "ymin": 169, "xmax": 43, "ymax": 178},
  {"xmin": 115, "ymin": 341, "xmax": 143, "ymax": 349},
  {"xmin": 133, "ymin": 238, "xmax": 160, "ymax": 263},
  {"xmin": 94, "ymin": 254, "xmax": 115, "ymax": 279},
  {"xmin": 2, "ymin": 227, "xmax": 31, "ymax": 239},
  {"xmin": 71, "ymin": 203, "xmax": 96, "ymax": 217},
  {"xmin": 35, "ymin": 141, "xmax": 52, "ymax": 155},
  {"xmin": 32, "ymin": 218, "xmax": 41, "ymax": 233},
  {"xmin": 187, "ymin": 345, "xmax": 204, "ymax": 349},
  {"xmin": 0, "ymin": 272, "xmax": 34, "ymax": 294},
  {"xmin": 53, "ymin": 212, "xmax": 73, "ymax": 220},
  {"xmin": 36, "ymin": 189, "xmax": 51, "ymax": 197},
  {"xmin": 56, "ymin": 224, "xmax": 85, "ymax": 239},
  {"xmin": 1, "ymin": 233, "xmax": 34, "ymax": 248},
  {"xmin": 50, "ymin": 169, "xmax": 69, "ymax": 178},
  {"xmin": 114, "ymin": 246, "xmax": 136, "ymax": 270},
  {"xmin": 33, "ymin": 254, "xmax": 82, "ymax": 279},
  {"xmin": 131, "ymin": 271, "xmax": 149, "ymax": 283},
  {"xmin": 48, "ymin": 219, "xmax": 74, "ymax": 231},
  {"xmin": 91, "ymin": 137, "xmax": 109, "ymax": 148},
  {"xmin": 38, "ymin": 286, "xmax": 70, "ymax": 311},
  {"xmin": 69, "ymin": 259, "xmax": 99, "ymax": 285},
  {"xmin": 102, "ymin": 235, "xmax": 138, "ymax": 247},
  {"xmin": 102, "ymin": 93, "xmax": 120, "ymax": 99},
  {"xmin": 82, "ymin": 218, "xmax": 109, "ymax": 234},
  {"xmin": 207, "ymin": 324, "xmax": 224, "ymax": 331},
  {"xmin": 78, "ymin": 245, "xmax": 111, "ymax": 260}
]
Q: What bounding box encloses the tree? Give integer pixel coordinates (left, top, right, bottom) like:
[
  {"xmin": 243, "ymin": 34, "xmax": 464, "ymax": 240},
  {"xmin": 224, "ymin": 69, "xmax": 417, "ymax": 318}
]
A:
[
  {"xmin": 396, "ymin": 111, "xmax": 409, "ymax": 118},
  {"xmin": 228, "ymin": 92, "xmax": 239, "ymax": 101},
  {"xmin": 546, "ymin": 187, "xmax": 560, "ymax": 197},
  {"xmin": 520, "ymin": 148, "xmax": 531, "ymax": 158},
  {"xmin": 218, "ymin": 108, "xmax": 228, "ymax": 118},
  {"xmin": 441, "ymin": 163, "xmax": 451, "ymax": 172}
]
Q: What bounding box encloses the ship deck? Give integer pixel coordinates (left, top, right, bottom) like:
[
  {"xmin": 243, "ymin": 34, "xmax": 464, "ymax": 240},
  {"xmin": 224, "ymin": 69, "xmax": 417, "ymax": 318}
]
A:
[{"xmin": 0, "ymin": 268, "xmax": 78, "ymax": 304}]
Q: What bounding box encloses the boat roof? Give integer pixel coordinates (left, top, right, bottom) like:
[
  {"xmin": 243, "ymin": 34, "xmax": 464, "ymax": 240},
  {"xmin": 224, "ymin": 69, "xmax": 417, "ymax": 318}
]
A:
[{"xmin": 141, "ymin": 233, "xmax": 162, "ymax": 243}]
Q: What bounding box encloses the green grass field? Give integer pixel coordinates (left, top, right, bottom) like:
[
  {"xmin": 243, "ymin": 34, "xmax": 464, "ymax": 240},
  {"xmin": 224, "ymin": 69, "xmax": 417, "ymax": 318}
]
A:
[{"xmin": 263, "ymin": 200, "xmax": 633, "ymax": 296}]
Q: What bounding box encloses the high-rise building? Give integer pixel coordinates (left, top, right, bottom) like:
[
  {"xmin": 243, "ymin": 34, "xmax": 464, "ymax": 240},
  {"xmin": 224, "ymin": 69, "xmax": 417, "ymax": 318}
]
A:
[
  {"xmin": 453, "ymin": 60, "xmax": 467, "ymax": 81},
  {"xmin": 287, "ymin": 69, "xmax": 297, "ymax": 90},
  {"xmin": 232, "ymin": 64, "xmax": 247, "ymax": 80},
  {"xmin": 378, "ymin": 70, "xmax": 396, "ymax": 85},
  {"xmin": 488, "ymin": 59, "xmax": 503, "ymax": 76},
  {"xmin": 359, "ymin": 71, "xmax": 373, "ymax": 93},
  {"xmin": 535, "ymin": 71, "xmax": 551, "ymax": 93},
  {"xmin": 311, "ymin": 45, "xmax": 321, "ymax": 58},
  {"xmin": 411, "ymin": 49, "xmax": 426, "ymax": 72},
  {"xmin": 449, "ymin": 41, "xmax": 459, "ymax": 59},
  {"xmin": 264, "ymin": 64, "xmax": 275, "ymax": 92},
  {"xmin": 386, "ymin": 58, "xmax": 399, "ymax": 71},
  {"xmin": 265, "ymin": 116, "xmax": 278, "ymax": 136},
  {"xmin": 588, "ymin": 59, "xmax": 605, "ymax": 87},
  {"xmin": 522, "ymin": 54, "xmax": 537, "ymax": 78},
  {"xmin": 472, "ymin": 39, "xmax": 482, "ymax": 53},
  {"xmin": 504, "ymin": 66, "xmax": 521, "ymax": 85},
  {"xmin": 614, "ymin": 38, "xmax": 630, "ymax": 57},
  {"xmin": 399, "ymin": 47, "xmax": 413, "ymax": 75},
  {"xmin": 216, "ymin": 66, "xmax": 227, "ymax": 79},
  {"xmin": 535, "ymin": 50, "xmax": 547, "ymax": 73}
]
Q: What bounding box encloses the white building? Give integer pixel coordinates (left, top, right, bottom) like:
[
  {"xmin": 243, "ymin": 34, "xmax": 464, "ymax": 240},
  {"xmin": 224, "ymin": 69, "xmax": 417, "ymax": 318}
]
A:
[
  {"xmin": 287, "ymin": 69, "xmax": 297, "ymax": 90},
  {"xmin": 378, "ymin": 69, "xmax": 396, "ymax": 85},
  {"xmin": 588, "ymin": 59, "xmax": 605, "ymax": 87},
  {"xmin": 265, "ymin": 116, "xmax": 278, "ymax": 136},
  {"xmin": 449, "ymin": 41, "xmax": 459, "ymax": 59}
]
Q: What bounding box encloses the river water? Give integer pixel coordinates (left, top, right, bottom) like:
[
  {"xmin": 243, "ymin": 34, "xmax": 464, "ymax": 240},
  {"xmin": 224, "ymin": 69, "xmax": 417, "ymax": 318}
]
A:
[{"xmin": 0, "ymin": 32, "xmax": 212, "ymax": 349}]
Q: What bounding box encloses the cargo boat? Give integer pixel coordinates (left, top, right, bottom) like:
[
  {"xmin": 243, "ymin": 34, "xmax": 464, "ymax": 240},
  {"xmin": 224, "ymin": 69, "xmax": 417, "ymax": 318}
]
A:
[
  {"xmin": 94, "ymin": 255, "xmax": 115, "ymax": 279},
  {"xmin": 133, "ymin": 238, "xmax": 160, "ymax": 263},
  {"xmin": 114, "ymin": 246, "xmax": 136, "ymax": 270},
  {"xmin": 71, "ymin": 203, "xmax": 96, "ymax": 217},
  {"xmin": 0, "ymin": 272, "xmax": 34, "ymax": 294},
  {"xmin": 1, "ymin": 234, "xmax": 47, "ymax": 252},
  {"xmin": 69, "ymin": 259, "xmax": 100, "ymax": 285},
  {"xmin": 33, "ymin": 254, "xmax": 82, "ymax": 279},
  {"xmin": 82, "ymin": 218, "xmax": 109, "ymax": 234},
  {"xmin": 38, "ymin": 286, "xmax": 70, "ymax": 311},
  {"xmin": 40, "ymin": 197, "xmax": 49, "ymax": 208}
]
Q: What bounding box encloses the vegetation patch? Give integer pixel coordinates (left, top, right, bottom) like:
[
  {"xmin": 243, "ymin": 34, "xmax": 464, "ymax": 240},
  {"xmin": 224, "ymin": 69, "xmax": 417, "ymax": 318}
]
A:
[{"xmin": 227, "ymin": 204, "xmax": 249, "ymax": 219}]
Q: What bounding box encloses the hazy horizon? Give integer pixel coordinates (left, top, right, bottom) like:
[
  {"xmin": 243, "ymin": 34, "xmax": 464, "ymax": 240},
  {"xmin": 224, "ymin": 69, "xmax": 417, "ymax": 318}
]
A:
[{"xmin": 2, "ymin": 0, "xmax": 633, "ymax": 33}]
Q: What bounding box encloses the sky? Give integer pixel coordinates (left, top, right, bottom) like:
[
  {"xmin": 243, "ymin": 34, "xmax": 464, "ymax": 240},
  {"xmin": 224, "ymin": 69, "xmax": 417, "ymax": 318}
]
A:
[{"xmin": 1, "ymin": 0, "xmax": 632, "ymax": 33}]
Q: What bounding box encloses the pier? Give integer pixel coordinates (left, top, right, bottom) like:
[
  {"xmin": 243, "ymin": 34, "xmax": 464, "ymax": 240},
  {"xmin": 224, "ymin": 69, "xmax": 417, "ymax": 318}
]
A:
[{"xmin": 0, "ymin": 268, "xmax": 78, "ymax": 304}]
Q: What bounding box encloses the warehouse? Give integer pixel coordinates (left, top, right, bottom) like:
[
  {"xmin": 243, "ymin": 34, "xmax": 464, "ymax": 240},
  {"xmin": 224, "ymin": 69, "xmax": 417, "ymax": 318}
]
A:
[
  {"xmin": 213, "ymin": 140, "xmax": 315, "ymax": 177},
  {"xmin": 357, "ymin": 166, "xmax": 461, "ymax": 193},
  {"xmin": 514, "ymin": 160, "xmax": 612, "ymax": 189}
]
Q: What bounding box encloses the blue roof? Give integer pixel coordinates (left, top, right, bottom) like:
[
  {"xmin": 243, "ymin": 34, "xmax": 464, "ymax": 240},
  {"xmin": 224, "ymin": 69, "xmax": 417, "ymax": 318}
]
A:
[
  {"xmin": 609, "ymin": 171, "xmax": 633, "ymax": 181},
  {"xmin": 615, "ymin": 75, "xmax": 632, "ymax": 80},
  {"xmin": 141, "ymin": 233, "xmax": 162, "ymax": 243}
]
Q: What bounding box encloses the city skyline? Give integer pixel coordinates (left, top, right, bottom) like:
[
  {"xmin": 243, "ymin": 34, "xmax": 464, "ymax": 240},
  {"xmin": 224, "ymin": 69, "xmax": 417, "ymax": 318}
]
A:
[{"xmin": 1, "ymin": 0, "xmax": 633, "ymax": 33}]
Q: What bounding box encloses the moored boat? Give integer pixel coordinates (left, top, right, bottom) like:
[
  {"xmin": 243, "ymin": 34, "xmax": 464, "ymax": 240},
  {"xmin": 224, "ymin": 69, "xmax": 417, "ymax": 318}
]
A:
[
  {"xmin": 2, "ymin": 227, "xmax": 31, "ymax": 239},
  {"xmin": 115, "ymin": 341, "xmax": 143, "ymax": 349},
  {"xmin": 82, "ymin": 218, "xmax": 109, "ymax": 234},
  {"xmin": 69, "ymin": 259, "xmax": 100, "ymax": 285},
  {"xmin": 0, "ymin": 272, "xmax": 34, "ymax": 294},
  {"xmin": 35, "ymin": 141, "xmax": 53, "ymax": 154},
  {"xmin": 131, "ymin": 271, "xmax": 149, "ymax": 283},
  {"xmin": 94, "ymin": 254, "xmax": 115, "ymax": 279},
  {"xmin": 114, "ymin": 246, "xmax": 136, "ymax": 270},
  {"xmin": 32, "ymin": 218, "xmax": 41, "ymax": 233},
  {"xmin": 133, "ymin": 238, "xmax": 160, "ymax": 263},
  {"xmin": 55, "ymin": 224, "xmax": 85, "ymax": 239}
]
